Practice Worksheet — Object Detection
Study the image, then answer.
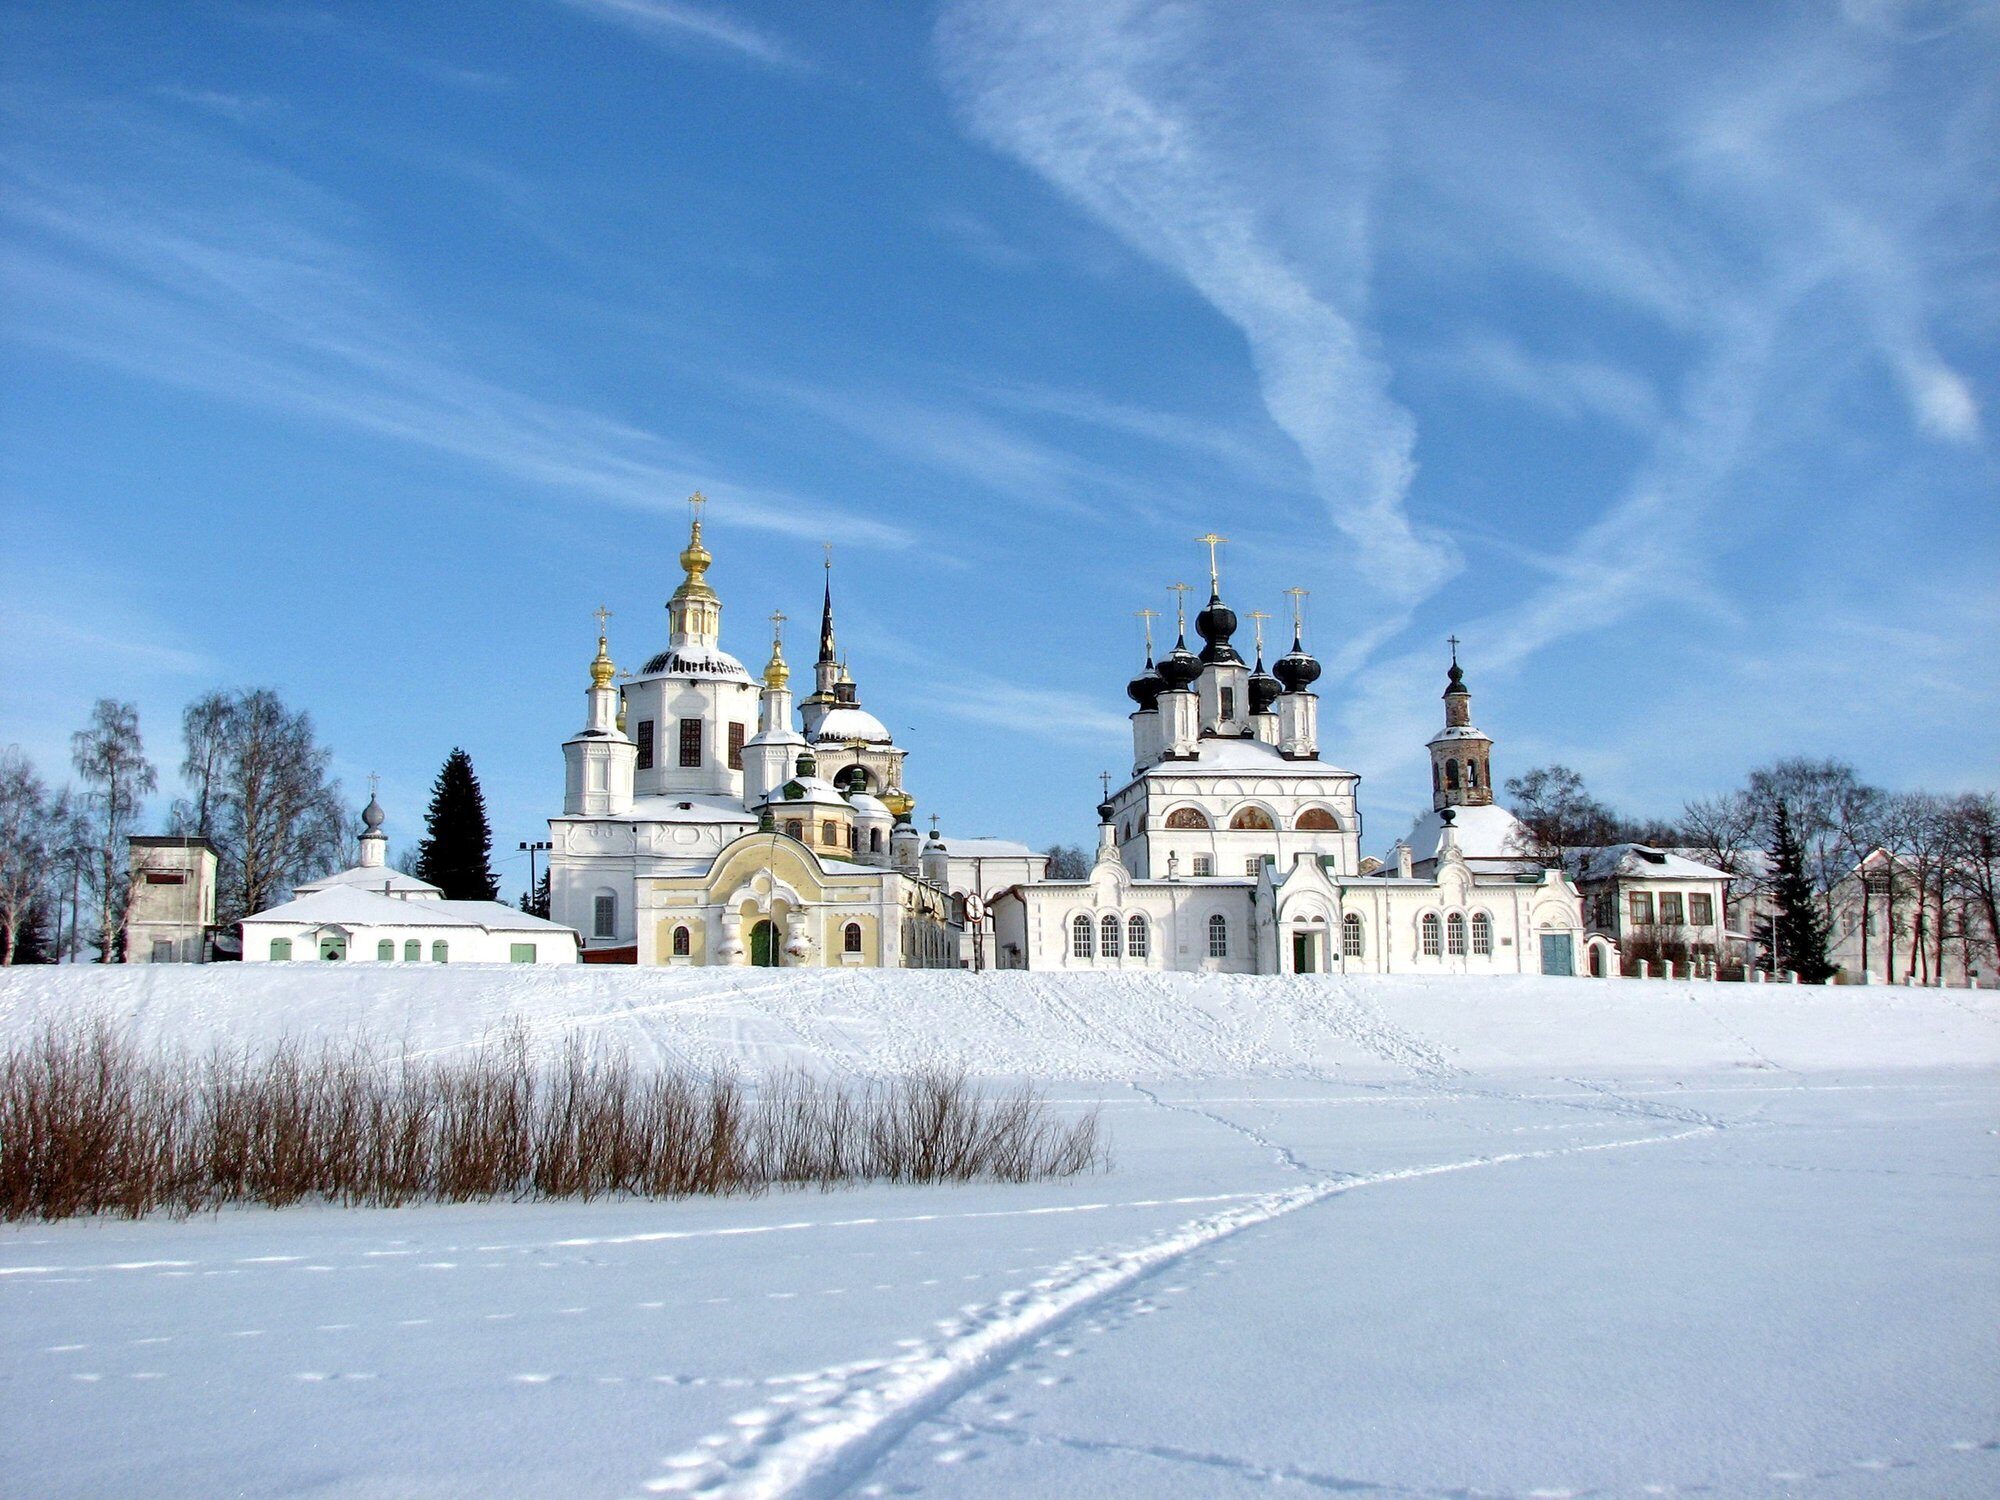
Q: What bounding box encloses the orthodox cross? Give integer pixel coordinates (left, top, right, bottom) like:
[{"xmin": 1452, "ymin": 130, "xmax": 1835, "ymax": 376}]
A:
[
  {"xmin": 1099, "ymin": 770, "xmax": 1113, "ymax": 801},
  {"xmin": 1197, "ymin": 532, "xmax": 1226, "ymax": 592},
  {"xmin": 1447, "ymin": 633, "xmax": 1460, "ymax": 666},
  {"xmin": 367, "ymin": 771, "xmax": 380, "ymax": 799},
  {"xmin": 1283, "ymin": 587, "xmax": 1310, "ymax": 641},
  {"xmin": 593, "ymin": 603, "xmax": 613, "ymax": 639},
  {"xmin": 822, "ymin": 541, "xmax": 833, "ymax": 572},
  {"xmin": 1169, "ymin": 581, "xmax": 1193, "ymax": 636},
  {"xmin": 770, "ymin": 609, "xmax": 787, "ymax": 646},
  {"xmin": 687, "ymin": 490, "xmax": 707, "ymax": 526},
  {"xmin": 1249, "ymin": 609, "xmax": 1271, "ymax": 658},
  {"xmin": 1134, "ymin": 607, "xmax": 1159, "ymax": 656}
]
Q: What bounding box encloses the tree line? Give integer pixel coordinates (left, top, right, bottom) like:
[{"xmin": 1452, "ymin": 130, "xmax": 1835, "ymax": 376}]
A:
[
  {"xmin": 1, "ymin": 693, "xmax": 508, "ymax": 964},
  {"xmin": 1505, "ymin": 757, "xmax": 1998, "ymax": 984}
]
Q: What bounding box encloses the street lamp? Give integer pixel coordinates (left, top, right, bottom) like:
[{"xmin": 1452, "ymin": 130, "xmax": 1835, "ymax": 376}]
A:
[{"xmin": 519, "ymin": 840, "xmax": 551, "ymax": 910}]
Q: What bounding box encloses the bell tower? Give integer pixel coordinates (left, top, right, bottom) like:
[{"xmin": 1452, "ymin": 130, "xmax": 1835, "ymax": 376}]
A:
[{"xmin": 1427, "ymin": 637, "xmax": 1494, "ymax": 811}]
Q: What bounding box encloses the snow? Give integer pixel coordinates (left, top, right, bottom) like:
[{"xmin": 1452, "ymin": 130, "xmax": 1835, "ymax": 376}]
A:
[
  {"xmin": 1571, "ymin": 842, "xmax": 1734, "ymax": 883},
  {"xmin": 1403, "ymin": 801, "xmax": 1536, "ymax": 864},
  {"xmin": 4, "ymin": 967, "xmax": 1997, "ymax": 1498},
  {"xmin": 240, "ymin": 887, "xmax": 578, "ymax": 933}
]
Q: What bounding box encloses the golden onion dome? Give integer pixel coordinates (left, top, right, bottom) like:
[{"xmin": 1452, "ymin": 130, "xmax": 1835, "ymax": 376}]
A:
[
  {"xmin": 590, "ymin": 632, "xmax": 616, "ymax": 689},
  {"xmin": 764, "ymin": 643, "xmax": 790, "ymax": 689},
  {"xmin": 881, "ymin": 786, "xmax": 916, "ymax": 819}
]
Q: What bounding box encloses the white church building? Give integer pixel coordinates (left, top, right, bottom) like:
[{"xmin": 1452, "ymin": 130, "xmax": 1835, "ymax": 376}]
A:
[
  {"xmin": 990, "ymin": 546, "xmax": 1597, "ymax": 976},
  {"xmin": 545, "ymin": 501, "xmax": 959, "ymax": 968}
]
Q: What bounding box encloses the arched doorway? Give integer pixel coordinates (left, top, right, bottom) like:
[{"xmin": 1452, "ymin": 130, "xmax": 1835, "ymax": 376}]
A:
[
  {"xmin": 318, "ymin": 934, "xmax": 347, "ymax": 961},
  {"xmin": 749, "ymin": 919, "xmax": 779, "ymax": 967},
  {"xmin": 1292, "ymin": 930, "xmax": 1316, "ymax": 974}
]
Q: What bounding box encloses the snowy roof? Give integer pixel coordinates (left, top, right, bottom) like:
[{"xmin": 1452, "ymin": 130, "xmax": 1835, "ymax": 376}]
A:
[
  {"xmin": 243, "ymin": 887, "xmax": 577, "ymax": 935},
  {"xmin": 1426, "ymin": 725, "xmax": 1491, "ymax": 744},
  {"xmin": 1138, "ymin": 737, "xmax": 1357, "ymax": 779},
  {"xmin": 762, "ymin": 775, "xmax": 851, "ymax": 813},
  {"xmin": 1569, "ymin": 845, "xmax": 1732, "ymax": 884},
  {"xmin": 942, "ymin": 837, "xmax": 1039, "ymax": 859},
  {"xmin": 294, "ymin": 864, "xmax": 441, "ymax": 898},
  {"xmin": 813, "ymin": 706, "xmax": 894, "ymax": 745},
  {"xmin": 636, "ymin": 643, "xmax": 752, "ymax": 681},
  {"xmin": 1404, "ymin": 803, "xmax": 1538, "ymax": 865},
  {"xmin": 622, "ymin": 795, "xmax": 757, "ymax": 825}
]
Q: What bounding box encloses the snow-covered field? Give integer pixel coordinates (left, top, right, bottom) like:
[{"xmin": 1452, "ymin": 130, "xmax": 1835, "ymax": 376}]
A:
[{"xmin": 4, "ymin": 967, "xmax": 1997, "ymax": 1498}]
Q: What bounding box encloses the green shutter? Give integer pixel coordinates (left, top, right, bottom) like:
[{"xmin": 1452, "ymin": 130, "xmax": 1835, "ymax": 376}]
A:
[
  {"xmin": 431, "ymin": 940, "xmax": 449, "ymax": 963},
  {"xmin": 404, "ymin": 939, "xmax": 420, "ymax": 961},
  {"xmin": 270, "ymin": 938, "xmax": 292, "ymax": 961},
  {"xmin": 378, "ymin": 939, "xmax": 395, "ymax": 961},
  {"xmin": 509, "ymin": 943, "xmax": 535, "ymax": 964}
]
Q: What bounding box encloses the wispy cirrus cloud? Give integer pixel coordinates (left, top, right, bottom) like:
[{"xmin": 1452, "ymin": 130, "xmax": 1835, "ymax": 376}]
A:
[
  {"xmin": 0, "ymin": 98, "xmax": 902, "ymax": 548},
  {"xmin": 935, "ymin": 0, "xmax": 1459, "ymax": 608},
  {"xmin": 555, "ymin": 0, "xmax": 809, "ymax": 72}
]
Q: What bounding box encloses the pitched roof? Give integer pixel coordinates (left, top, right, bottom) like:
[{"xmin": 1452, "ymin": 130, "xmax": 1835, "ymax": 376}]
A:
[
  {"xmin": 242, "ymin": 886, "xmax": 577, "ymax": 935},
  {"xmin": 1568, "ymin": 844, "xmax": 1732, "ymax": 883}
]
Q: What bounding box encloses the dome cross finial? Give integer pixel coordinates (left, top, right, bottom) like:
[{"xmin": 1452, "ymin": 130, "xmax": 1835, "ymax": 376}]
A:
[
  {"xmin": 1134, "ymin": 607, "xmax": 1158, "ymax": 657},
  {"xmin": 1284, "ymin": 587, "xmax": 1310, "ymax": 647},
  {"xmin": 1197, "ymin": 532, "xmax": 1226, "ymax": 593},
  {"xmin": 1169, "ymin": 581, "xmax": 1192, "ymax": 638},
  {"xmin": 1448, "ymin": 633, "xmax": 1460, "ymax": 666}
]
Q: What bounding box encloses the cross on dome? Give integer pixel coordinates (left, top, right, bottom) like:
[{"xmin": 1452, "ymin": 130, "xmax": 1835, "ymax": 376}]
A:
[{"xmin": 1197, "ymin": 532, "xmax": 1226, "ymax": 592}]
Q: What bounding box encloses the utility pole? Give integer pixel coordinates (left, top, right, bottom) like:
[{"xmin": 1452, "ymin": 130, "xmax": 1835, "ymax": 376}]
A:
[{"xmin": 518, "ymin": 839, "xmax": 551, "ymax": 913}]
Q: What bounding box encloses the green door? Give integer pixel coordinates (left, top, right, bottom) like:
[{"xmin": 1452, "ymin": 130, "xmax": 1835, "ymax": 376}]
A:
[
  {"xmin": 319, "ymin": 935, "xmax": 347, "ymax": 962},
  {"xmin": 1292, "ymin": 932, "xmax": 1315, "ymax": 974},
  {"xmin": 749, "ymin": 919, "xmax": 778, "ymax": 968},
  {"xmin": 1540, "ymin": 933, "xmax": 1574, "ymax": 976}
]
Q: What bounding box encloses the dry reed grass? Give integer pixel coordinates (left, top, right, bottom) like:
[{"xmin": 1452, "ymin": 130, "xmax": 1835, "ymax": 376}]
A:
[{"xmin": 0, "ymin": 1019, "xmax": 1102, "ymax": 1221}]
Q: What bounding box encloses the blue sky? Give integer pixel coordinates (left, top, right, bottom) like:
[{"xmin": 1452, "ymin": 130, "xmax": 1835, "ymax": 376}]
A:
[{"xmin": 4, "ymin": 0, "xmax": 1995, "ymax": 899}]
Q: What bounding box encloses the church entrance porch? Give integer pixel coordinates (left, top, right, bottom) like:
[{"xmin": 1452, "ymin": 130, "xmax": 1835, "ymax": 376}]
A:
[
  {"xmin": 1540, "ymin": 932, "xmax": 1575, "ymax": 976},
  {"xmin": 1292, "ymin": 931, "xmax": 1318, "ymax": 974}
]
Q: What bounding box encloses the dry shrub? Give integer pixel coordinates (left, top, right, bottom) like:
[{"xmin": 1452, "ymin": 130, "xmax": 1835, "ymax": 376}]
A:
[{"xmin": 0, "ymin": 1019, "xmax": 1103, "ymax": 1221}]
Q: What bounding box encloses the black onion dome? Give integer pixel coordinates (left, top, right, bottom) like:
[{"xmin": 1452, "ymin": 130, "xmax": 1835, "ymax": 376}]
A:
[
  {"xmin": 1126, "ymin": 654, "xmax": 1166, "ymax": 710},
  {"xmin": 1195, "ymin": 592, "xmax": 1242, "ymax": 665},
  {"xmin": 1158, "ymin": 635, "xmax": 1203, "ymax": 690},
  {"xmin": 1097, "ymin": 799, "xmax": 1117, "ymax": 823},
  {"xmin": 1247, "ymin": 654, "xmax": 1282, "ymax": 715},
  {"xmin": 1443, "ymin": 660, "xmax": 1467, "ymax": 697},
  {"xmin": 1273, "ymin": 633, "xmax": 1321, "ymax": 693}
]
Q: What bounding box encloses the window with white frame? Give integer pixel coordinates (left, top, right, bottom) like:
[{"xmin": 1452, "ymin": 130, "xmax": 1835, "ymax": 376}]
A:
[
  {"xmin": 1245, "ymin": 858, "xmax": 1261, "ymax": 877},
  {"xmin": 1446, "ymin": 912, "xmax": 1468, "ymax": 955},
  {"xmin": 1471, "ymin": 912, "xmax": 1493, "ymax": 955},
  {"xmin": 1207, "ymin": 913, "xmax": 1229, "ymax": 958},
  {"xmin": 1071, "ymin": 915, "xmax": 1094, "ymax": 959},
  {"xmin": 1192, "ymin": 854, "xmax": 1214, "ymax": 877},
  {"xmin": 1342, "ymin": 912, "xmax": 1364, "ymax": 958},
  {"xmin": 1100, "ymin": 915, "xmax": 1122, "ymax": 957},
  {"xmin": 1127, "ymin": 916, "xmax": 1149, "ymax": 958},
  {"xmin": 1421, "ymin": 913, "xmax": 1442, "ymax": 956},
  {"xmin": 593, "ymin": 893, "xmax": 616, "ymax": 939},
  {"xmin": 843, "ymin": 922, "xmax": 863, "ymax": 955}
]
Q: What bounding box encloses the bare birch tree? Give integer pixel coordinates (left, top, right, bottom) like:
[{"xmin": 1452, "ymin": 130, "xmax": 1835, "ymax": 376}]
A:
[{"xmin": 70, "ymin": 700, "xmax": 157, "ymax": 962}]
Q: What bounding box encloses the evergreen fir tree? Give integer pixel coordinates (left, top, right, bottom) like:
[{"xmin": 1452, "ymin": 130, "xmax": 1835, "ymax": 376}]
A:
[
  {"xmin": 1767, "ymin": 800, "xmax": 1835, "ymax": 982},
  {"xmin": 520, "ymin": 869, "xmax": 550, "ymax": 919},
  {"xmin": 414, "ymin": 749, "xmax": 498, "ymax": 901}
]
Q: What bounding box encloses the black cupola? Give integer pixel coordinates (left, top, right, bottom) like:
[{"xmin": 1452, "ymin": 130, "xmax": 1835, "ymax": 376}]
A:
[
  {"xmin": 1273, "ymin": 630, "xmax": 1322, "ymax": 693},
  {"xmin": 1195, "ymin": 591, "xmax": 1242, "ymax": 665},
  {"xmin": 1247, "ymin": 651, "xmax": 1282, "ymax": 714},
  {"xmin": 1126, "ymin": 653, "xmax": 1166, "ymax": 710},
  {"xmin": 1159, "ymin": 634, "xmax": 1203, "ymax": 690}
]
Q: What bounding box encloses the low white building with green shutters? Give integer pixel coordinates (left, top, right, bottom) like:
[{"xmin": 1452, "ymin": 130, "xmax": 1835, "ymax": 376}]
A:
[{"xmin": 238, "ymin": 793, "xmax": 581, "ymax": 965}]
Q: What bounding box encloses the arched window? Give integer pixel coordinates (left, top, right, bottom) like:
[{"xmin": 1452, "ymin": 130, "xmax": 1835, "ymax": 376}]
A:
[
  {"xmin": 404, "ymin": 939, "xmax": 420, "ymax": 962},
  {"xmin": 1207, "ymin": 913, "xmax": 1229, "ymax": 958},
  {"xmin": 1296, "ymin": 808, "xmax": 1338, "ymax": 831},
  {"xmin": 1229, "ymin": 807, "xmax": 1274, "ymax": 831},
  {"xmin": 431, "ymin": 940, "xmax": 449, "ymax": 963},
  {"xmin": 1447, "ymin": 912, "xmax": 1468, "ymax": 956},
  {"xmin": 822, "ymin": 820, "xmax": 839, "ymax": 846},
  {"xmin": 1471, "ymin": 913, "xmax": 1493, "ymax": 956},
  {"xmin": 1127, "ymin": 916, "xmax": 1149, "ymax": 959},
  {"xmin": 1342, "ymin": 913, "xmax": 1364, "ymax": 958},
  {"xmin": 1445, "ymin": 760, "xmax": 1461, "ymax": 790},
  {"xmin": 1100, "ymin": 915, "xmax": 1122, "ymax": 957},
  {"xmin": 1421, "ymin": 913, "xmax": 1442, "ymax": 956},
  {"xmin": 593, "ymin": 893, "xmax": 616, "ymax": 939},
  {"xmin": 1071, "ymin": 915, "xmax": 1094, "ymax": 959},
  {"xmin": 377, "ymin": 939, "xmax": 394, "ymax": 961},
  {"xmin": 269, "ymin": 937, "xmax": 292, "ymax": 961},
  {"xmin": 1165, "ymin": 807, "xmax": 1210, "ymax": 830},
  {"xmin": 1467, "ymin": 761, "xmax": 1480, "ymax": 790},
  {"xmin": 870, "ymin": 829, "xmax": 883, "ymax": 853},
  {"xmin": 784, "ymin": 819, "xmax": 804, "ymax": 840},
  {"xmin": 672, "ymin": 925, "xmax": 691, "ymax": 957},
  {"xmin": 843, "ymin": 922, "xmax": 863, "ymax": 955}
]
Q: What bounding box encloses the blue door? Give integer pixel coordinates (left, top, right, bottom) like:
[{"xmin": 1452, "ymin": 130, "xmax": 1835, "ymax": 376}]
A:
[{"xmin": 1540, "ymin": 933, "xmax": 1574, "ymax": 976}]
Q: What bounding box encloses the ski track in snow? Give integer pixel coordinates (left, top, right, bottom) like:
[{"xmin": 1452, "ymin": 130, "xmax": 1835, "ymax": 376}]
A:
[{"xmin": 641, "ymin": 1113, "xmax": 1716, "ymax": 1498}]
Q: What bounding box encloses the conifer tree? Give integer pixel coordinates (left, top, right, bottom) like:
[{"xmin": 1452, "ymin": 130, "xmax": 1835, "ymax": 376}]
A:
[
  {"xmin": 415, "ymin": 749, "xmax": 498, "ymax": 901},
  {"xmin": 1766, "ymin": 801, "xmax": 1835, "ymax": 982},
  {"xmin": 520, "ymin": 869, "xmax": 550, "ymax": 919}
]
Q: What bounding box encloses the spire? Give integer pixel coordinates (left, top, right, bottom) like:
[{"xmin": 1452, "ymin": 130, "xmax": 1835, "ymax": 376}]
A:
[
  {"xmin": 764, "ymin": 609, "xmax": 790, "ymax": 690},
  {"xmin": 818, "ymin": 543, "xmax": 837, "ymax": 666},
  {"xmin": 667, "ymin": 492, "xmax": 721, "ymax": 647},
  {"xmin": 590, "ymin": 605, "xmax": 616, "ymax": 689}
]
